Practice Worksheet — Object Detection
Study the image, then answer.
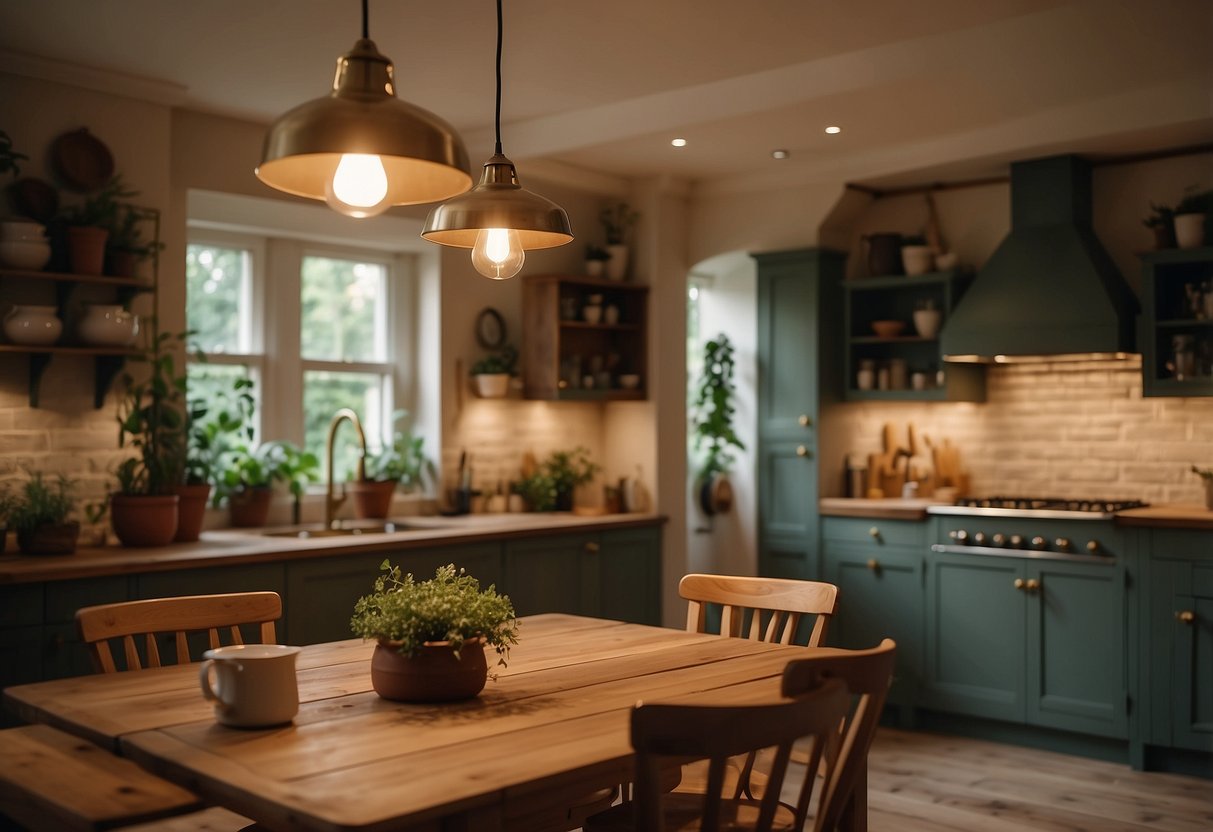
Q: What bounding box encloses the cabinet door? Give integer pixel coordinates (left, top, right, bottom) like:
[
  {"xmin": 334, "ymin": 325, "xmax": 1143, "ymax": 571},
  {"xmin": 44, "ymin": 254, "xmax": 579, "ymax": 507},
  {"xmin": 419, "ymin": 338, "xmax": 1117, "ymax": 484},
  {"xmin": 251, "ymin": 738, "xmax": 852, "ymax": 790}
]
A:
[
  {"xmin": 285, "ymin": 553, "xmax": 390, "ymax": 646},
  {"xmin": 757, "ymin": 255, "xmax": 820, "ymax": 439},
  {"xmin": 924, "ymin": 552, "xmax": 1025, "ymax": 722},
  {"xmin": 758, "ymin": 441, "xmax": 818, "ymax": 579},
  {"xmin": 504, "ymin": 535, "xmax": 593, "ymax": 617},
  {"xmin": 826, "ymin": 543, "xmax": 922, "ymax": 704},
  {"xmin": 1172, "ymin": 592, "xmax": 1213, "ymax": 752},
  {"xmin": 593, "ymin": 528, "xmax": 661, "ymax": 625},
  {"xmin": 1025, "ymin": 560, "xmax": 1127, "ymax": 739}
]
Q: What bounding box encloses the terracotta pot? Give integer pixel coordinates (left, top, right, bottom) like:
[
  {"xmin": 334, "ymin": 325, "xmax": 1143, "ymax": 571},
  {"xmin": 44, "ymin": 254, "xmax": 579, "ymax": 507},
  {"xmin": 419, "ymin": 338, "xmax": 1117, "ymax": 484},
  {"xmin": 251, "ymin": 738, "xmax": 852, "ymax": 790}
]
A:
[
  {"xmin": 67, "ymin": 226, "xmax": 108, "ymax": 275},
  {"xmin": 16, "ymin": 521, "xmax": 79, "ymax": 555},
  {"xmin": 370, "ymin": 639, "xmax": 489, "ymax": 702},
  {"xmin": 173, "ymin": 483, "xmax": 212, "ymax": 542},
  {"xmin": 350, "ymin": 479, "xmax": 397, "ymax": 519},
  {"xmin": 110, "ymin": 494, "xmax": 179, "ymax": 547},
  {"xmin": 228, "ymin": 487, "xmax": 272, "ymax": 528},
  {"xmin": 105, "ymin": 249, "xmax": 138, "ymax": 277},
  {"xmin": 1151, "ymin": 224, "xmax": 1176, "ymax": 250}
]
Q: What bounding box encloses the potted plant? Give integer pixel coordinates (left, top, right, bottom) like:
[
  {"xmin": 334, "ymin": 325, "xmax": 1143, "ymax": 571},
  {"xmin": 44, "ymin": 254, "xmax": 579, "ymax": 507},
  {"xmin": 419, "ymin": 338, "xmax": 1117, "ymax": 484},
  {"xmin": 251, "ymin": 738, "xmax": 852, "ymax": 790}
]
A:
[
  {"xmin": 1192, "ymin": 465, "xmax": 1213, "ymax": 510},
  {"xmin": 178, "ymin": 374, "xmax": 256, "ymax": 541},
  {"xmin": 1142, "ymin": 201, "xmax": 1177, "ymax": 249},
  {"xmin": 1174, "ymin": 187, "xmax": 1212, "ymax": 249},
  {"xmin": 518, "ymin": 446, "xmax": 600, "ymax": 511},
  {"xmin": 350, "ymin": 410, "xmax": 430, "ymax": 519},
  {"xmin": 112, "ymin": 330, "xmax": 187, "ymax": 547},
  {"xmin": 350, "ymin": 561, "xmax": 519, "ymax": 702},
  {"xmin": 470, "ymin": 344, "xmax": 517, "ymax": 398},
  {"xmin": 60, "ymin": 174, "xmax": 135, "ymax": 275},
  {"xmin": 0, "ymin": 130, "xmax": 28, "ymax": 180},
  {"xmin": 7, "ymin": 473, "xmax": 80, "ymax": 555},
  {"xmin": 216, "ymin": 439, "xmax": 319, "ymax": 528},
  {"xmin": 692, "ymin": 334, "xmax": 744, "ymax": 516},
  {"xmin": 105, "ymin": 204, "xmax": 162, "ymax": 277},
  {"xmin": 584, "ymin": 244, "xmax": 610, "ymax": 277},
  {"xmin": 900, "ymin": 233, "xmax": 934, "ymax": 276},
  {"xmin": 599, "ymin": 201, "xmax": 639, "ymax": 281}
]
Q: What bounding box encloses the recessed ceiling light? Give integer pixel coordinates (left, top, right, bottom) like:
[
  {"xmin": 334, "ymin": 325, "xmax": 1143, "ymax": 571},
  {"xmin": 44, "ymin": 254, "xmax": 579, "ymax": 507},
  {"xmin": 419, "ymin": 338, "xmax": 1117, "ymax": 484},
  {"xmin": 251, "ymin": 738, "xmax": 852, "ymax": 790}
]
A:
[
  {"xmin": 771, "ymin": 149, "xmax": 789, "ymax": 160},
  {"xmin": 671, "ymin": 138, "xmax": 687, "ymax": 147},
  {"xmin": 825, "ymin": 126, "xmax": 842, "ymax": 135}
]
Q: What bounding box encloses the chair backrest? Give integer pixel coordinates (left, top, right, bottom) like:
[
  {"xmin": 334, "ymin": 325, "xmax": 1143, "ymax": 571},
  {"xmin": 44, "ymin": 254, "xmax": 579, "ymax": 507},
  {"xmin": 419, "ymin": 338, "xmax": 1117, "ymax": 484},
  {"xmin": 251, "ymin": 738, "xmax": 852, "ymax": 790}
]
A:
[
  {"xmin": 76, "ymin": 592, "xmax": 282, "ymax": 674},
  {"xmin": 630, "ymin": 678, "xmax": 851, "ymax": 832},
  {"xmin": 679, "ymin": 573, "xmax": 839, "ymax": 647},
  {"xmin": 781, "ymin": 639, "xmax": 897, "ymax": 832}
]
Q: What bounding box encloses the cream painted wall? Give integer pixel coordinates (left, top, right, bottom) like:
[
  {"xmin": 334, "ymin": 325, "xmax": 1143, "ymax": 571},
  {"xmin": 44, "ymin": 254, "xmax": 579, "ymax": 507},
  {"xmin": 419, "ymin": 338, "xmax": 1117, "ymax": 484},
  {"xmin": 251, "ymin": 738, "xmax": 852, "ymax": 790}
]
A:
[{"xmin": 687, "ymin": 181, "xmax": 845, "ymax": 266}]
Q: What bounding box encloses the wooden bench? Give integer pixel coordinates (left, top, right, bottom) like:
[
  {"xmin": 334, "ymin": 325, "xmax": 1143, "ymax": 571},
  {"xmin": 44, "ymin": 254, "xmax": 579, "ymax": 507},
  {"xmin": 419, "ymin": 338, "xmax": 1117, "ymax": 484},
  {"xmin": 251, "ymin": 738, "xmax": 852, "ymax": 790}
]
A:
[{"xmin": 0, "ymin": 724, "xmax": 247, "ymax": 831}]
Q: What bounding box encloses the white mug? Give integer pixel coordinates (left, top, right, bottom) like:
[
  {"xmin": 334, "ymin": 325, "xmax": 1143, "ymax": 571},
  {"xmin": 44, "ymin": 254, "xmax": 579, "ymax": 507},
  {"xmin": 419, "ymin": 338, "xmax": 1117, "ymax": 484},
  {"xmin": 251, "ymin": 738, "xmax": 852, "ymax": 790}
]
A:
[{"xmin": 199, "ymin": 644, "xmax": 301, "ymax": 728}]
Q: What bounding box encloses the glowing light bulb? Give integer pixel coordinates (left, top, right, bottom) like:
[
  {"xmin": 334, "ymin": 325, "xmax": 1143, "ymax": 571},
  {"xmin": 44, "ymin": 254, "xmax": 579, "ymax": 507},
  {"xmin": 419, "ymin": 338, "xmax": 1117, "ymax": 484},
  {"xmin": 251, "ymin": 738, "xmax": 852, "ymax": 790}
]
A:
[
  {"xmin": 325, "ymin": 154, "xmax": 391, "ymax": 218},
  {"xmin": 471, "ymin": 228, "xmax": 524, "ymax": 280}
]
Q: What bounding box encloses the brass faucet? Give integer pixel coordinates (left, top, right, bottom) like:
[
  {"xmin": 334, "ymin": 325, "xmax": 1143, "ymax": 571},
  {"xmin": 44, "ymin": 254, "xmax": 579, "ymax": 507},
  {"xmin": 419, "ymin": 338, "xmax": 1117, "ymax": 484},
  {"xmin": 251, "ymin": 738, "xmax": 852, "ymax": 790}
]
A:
[{"xmin": 325, "ymin": 408, "xmax": 368, "ymax": 530}]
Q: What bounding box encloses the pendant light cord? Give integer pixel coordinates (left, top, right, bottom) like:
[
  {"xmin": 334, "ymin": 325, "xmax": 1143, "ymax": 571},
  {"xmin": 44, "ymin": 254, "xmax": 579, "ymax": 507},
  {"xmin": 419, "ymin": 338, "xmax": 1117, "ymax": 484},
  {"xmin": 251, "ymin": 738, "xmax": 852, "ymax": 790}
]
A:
[
  {"xmin": 494, "ymin": 0, "xmax": 503, "ymax": 156},
  {"xmin": 361, "ymin": 0, "xmax": 369, "ymax": 39}
]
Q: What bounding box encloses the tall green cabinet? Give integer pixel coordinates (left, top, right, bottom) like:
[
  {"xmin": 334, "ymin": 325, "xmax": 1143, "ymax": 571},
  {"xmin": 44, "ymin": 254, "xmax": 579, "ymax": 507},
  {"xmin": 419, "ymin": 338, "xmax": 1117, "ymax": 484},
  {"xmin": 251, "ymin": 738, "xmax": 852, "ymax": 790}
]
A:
[{"xmin": 754, "ymin": 248, "xmax": 845, "ymax": 579}]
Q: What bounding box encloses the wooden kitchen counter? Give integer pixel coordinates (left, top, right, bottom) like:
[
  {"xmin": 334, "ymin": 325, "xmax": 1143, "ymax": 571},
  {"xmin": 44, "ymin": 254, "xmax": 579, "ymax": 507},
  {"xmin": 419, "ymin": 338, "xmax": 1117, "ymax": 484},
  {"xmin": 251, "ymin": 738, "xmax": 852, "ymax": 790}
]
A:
[
  {"xmin": 0, "ymin": 513, "xmax": 666, "ymax": 584},
  {"xmin": 818, "ymin": 497, "xmax": 941, "ymax": 520},
  {"xmin": 1114, "ymin": 503, "xmax": 1213, "ymax": 531}
]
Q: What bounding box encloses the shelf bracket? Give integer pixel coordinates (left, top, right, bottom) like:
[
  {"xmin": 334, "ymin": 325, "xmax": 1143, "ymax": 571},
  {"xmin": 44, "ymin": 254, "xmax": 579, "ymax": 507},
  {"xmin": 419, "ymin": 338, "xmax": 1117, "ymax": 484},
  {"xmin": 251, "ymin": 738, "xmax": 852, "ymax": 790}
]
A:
[
  {"xmin": 27, "ymin": 352, "xmax": 53, "ymax": 408},
  {"xmin": 93, "ymin": 355, "xmax": 127, "ymax": 409}
]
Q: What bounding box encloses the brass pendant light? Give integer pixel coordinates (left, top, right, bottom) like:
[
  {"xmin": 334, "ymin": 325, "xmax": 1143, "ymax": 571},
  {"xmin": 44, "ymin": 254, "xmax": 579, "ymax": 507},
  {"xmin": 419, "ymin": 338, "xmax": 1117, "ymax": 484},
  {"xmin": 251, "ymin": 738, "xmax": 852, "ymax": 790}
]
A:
[
  {"xmin": 422, "ymin": 0, "xmax": 573, "ymax": 279},
  {"xmin": 256, "ymin": 0, "xmax": 472, "ymax": 217}
]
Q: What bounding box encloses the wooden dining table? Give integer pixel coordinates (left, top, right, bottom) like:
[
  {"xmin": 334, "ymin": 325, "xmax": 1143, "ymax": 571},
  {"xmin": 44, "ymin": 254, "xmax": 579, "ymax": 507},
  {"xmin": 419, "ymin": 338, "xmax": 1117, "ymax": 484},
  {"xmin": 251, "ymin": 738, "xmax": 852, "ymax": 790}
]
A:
[{"xmin": 3, "ymin": 614, "xmax": 815, "ymax": 832}]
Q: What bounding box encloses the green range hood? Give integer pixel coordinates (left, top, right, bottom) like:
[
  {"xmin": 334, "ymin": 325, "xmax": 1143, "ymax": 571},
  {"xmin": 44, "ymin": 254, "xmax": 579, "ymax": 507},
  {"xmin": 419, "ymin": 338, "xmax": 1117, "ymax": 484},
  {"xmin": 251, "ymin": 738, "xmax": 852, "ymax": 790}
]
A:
[{"xmin": 940, "ymin": 155, "xmax": 1139, "ymax": 363}]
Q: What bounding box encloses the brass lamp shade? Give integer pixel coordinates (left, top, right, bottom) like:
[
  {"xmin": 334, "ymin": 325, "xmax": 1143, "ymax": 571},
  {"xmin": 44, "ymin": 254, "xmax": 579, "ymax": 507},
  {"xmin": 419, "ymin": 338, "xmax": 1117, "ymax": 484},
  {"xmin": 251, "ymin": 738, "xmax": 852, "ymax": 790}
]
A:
[
  {"xmin": 256, "ymin": 38, "xmax": 472, "ymax": 206},
  {"xmin": 422, "ymin": 154, "xmax": 573, "ymax": 249}
]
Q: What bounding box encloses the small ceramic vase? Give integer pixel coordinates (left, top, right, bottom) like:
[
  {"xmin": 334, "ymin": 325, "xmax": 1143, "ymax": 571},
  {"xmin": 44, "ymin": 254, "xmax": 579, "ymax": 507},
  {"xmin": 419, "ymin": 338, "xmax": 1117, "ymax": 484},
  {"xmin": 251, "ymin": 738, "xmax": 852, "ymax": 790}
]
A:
[
  {"xmin": 78, "ymin": 304, "xmax": 138, "ymax": 346},
  {"xmin": 1174, "ymin": 213, "xmax": 1206, "ymax": 249},
  {"xmin": 585, "ymin": 260, "xmax": 605, "ymax": 277},
  {"xmin": 605, "ymin": 244, "xmax": 628, "ymax": 281},
  {"xmin": 913, "ymin": 308, "xmax": 943, "ymax": 339},
  {"xmin": 901, "ymin": 245, "xmax": 934, "ymax": 276},
  {"xmin": 604, "ymin": 304, "xmax": 620, "ymax": 325},
  {"xmin": 583, "ymin": 304, "xmax": 603, "ymax": 324},
  {"xmin": 4, "ymin": 305, "xmax": 62, "ymax": 346}
]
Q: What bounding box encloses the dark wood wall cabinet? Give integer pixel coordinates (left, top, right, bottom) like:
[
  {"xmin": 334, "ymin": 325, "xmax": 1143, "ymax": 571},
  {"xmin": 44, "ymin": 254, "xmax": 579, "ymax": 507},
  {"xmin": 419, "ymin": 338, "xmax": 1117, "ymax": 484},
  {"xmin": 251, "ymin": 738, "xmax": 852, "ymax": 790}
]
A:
[
  {"xmin": 521, "ymin": 274, "xmax": 648, "ymax": 401},
  {"xmin": 1140, "ymin": 246, "xmax": 1213, "ymax": 397}
]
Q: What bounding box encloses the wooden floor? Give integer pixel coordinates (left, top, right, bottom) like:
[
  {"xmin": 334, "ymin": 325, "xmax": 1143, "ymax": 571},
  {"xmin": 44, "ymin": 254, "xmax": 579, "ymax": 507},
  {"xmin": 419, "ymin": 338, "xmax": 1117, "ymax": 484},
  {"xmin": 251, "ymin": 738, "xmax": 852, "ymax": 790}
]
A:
[{"xmin": 854, "ymin": 728, "xmax": 1213, "ymax": 832}]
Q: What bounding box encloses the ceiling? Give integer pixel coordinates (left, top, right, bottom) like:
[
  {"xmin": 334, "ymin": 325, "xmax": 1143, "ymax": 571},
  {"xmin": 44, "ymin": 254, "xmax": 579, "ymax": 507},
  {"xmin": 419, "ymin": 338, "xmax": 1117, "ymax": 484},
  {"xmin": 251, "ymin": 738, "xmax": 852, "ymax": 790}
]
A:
[{"xmin": 1, "ymin": 0, "xmax": 1210, "ymax": 192}]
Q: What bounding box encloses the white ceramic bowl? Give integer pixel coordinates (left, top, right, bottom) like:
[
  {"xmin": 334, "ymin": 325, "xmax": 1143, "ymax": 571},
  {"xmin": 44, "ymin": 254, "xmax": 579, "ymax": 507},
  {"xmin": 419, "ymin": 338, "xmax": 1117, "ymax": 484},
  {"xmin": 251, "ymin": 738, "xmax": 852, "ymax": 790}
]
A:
[
  {"xmin": 618, "ymin": 374, "xmax": 640, "ymax": 390},
  {"xmin": 77, "ymin": 304, "xmax": 139, "ymax": 346},
  {"xmin": 0, "ymin": 219, "xmax": 46, "ymax": 241},
  {"xmin": 0, "ymin": 239, "xmax": 52, "ymax": 270},
  {"xmin": 4, "ymin": 305, "xmax": 62, "ymax": 346}
]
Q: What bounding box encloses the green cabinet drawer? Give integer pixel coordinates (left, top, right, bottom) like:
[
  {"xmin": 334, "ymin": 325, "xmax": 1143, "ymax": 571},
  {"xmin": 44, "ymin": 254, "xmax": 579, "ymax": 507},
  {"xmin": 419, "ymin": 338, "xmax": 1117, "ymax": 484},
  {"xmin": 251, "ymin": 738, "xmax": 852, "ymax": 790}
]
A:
[{"xmin": 822, "ymin": 516, "xmax": 927, "ymax": 548}]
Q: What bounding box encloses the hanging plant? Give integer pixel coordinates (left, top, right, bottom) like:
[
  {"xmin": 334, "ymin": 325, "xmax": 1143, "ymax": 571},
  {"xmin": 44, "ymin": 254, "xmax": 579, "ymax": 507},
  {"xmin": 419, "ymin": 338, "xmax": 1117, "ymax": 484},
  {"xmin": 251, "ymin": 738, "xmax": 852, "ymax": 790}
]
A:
[{"xmin": 692, "ymin": 334, "xmax": 744, "ymax": 515}]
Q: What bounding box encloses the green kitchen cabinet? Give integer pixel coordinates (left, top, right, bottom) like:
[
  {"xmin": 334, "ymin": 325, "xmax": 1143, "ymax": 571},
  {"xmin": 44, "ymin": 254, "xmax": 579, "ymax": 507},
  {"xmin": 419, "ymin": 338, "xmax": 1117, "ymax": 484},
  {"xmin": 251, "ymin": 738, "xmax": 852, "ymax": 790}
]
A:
[
  {"xmin": 1139, "ymin": 247, "xmax": 1213, "ymax": 398},
  {"xmin": 1144, "ymin": 530, "xmax": 1213, "ymax": 754},
  {"xmin": 43, "ymin": 576, "xmax": 134, "ymax": 681},
  {"xmin": 504, "ymin": 534, "xmax": 591, "ymax": 617},
  {"xmin": 594, "ymin": 528, "xmax": 661, "ymax": 625},
  {"xmin": 754, "ymin": 248, "xmax": 844, "ymax": 580},
  {"xmin": 822, "ymin": 517, "xmax": 925, "ymax": 715},
  {"xmin": 924, "ymin": 548, "xmax": 1127, "ymax": 739}
]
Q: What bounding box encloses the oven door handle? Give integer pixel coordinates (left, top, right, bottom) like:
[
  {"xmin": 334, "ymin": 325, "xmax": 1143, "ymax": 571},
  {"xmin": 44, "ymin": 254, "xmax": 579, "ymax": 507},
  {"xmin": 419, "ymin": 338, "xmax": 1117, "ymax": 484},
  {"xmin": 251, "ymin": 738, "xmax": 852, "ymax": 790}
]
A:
[{"xmin": 930, "ymin": 544, "xmax": 1114, "ymax": 564}]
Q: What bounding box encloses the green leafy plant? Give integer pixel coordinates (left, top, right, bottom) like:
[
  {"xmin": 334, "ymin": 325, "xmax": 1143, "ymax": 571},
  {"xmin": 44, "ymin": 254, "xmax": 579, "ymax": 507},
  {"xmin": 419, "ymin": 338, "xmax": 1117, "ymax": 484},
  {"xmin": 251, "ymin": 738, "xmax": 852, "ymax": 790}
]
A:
[
  {"xmin": 6, "ymin": 473, "xmax": 75, "ymax": 533},
  {"xmin": 1142, "ymin": 201, "xmax": 1175, "ymax": 229},
  {"xmin": 585, "ymin": 244, "xmax": 610, "ymax": 262},
  {"xmin": 1192, "ymin": 465, "xmax": 1213, "ymax": 480},
  {"xmin": 471, "ymin": 344, "xmax": 518, "ymax": 376},
  {"xmin": 599, "ymin": 201, "xmax": 639, "ymax": 245},
  {"xmin": 62, "ymin": 174, "xmax": 137, "ymax": 228},
  {"xmin": 350, "ymin": 561, "xmax": 519, "ymax": 664},
  {"xmin": 108, "ymin": 204, "xmax": 164, "ymax": 260},
  {"xmin": 362, "ymin": 410, "xmax": 430, "ymax": 489},
  {"xmin": 517, "ymin": 446, "xmax": 600, "ymax": 511},
  {"xmin": 215, "ymin": 440, "xmax": 319, "ymax": 507},
  {"xmin": 0, "ymin": 131, "xmax": 28, "ymax": 179},
  {"xmin": 116, "ymin": 330, "xmax": 189, "ymax": 496},
  {"xmin": 185, "ymin": 374, "xmax": 256, "ymax": 487},
  {"xmin": 692, "ymin": 334, "xmax": 744, "ymax": 481},
  {"xmin": 1176, "ymin": 187, "xmax": 1213, "ymax": 215}
]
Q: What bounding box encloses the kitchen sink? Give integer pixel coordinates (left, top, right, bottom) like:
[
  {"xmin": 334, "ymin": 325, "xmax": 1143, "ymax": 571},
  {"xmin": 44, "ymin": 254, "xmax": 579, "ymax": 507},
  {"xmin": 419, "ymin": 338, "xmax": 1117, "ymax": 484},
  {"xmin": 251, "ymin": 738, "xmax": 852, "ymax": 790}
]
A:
[{"xmin": 262, "ymin": 520, "xmax": 431, "ymax": 539}]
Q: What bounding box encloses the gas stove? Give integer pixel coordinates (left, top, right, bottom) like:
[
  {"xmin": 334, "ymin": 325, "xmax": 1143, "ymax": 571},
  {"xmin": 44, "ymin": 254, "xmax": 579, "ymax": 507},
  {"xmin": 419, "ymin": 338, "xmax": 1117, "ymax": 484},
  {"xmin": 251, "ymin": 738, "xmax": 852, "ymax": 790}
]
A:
[{"xmin": 928, "ymin": 495, "xmax": 1142, "ymax": 560}]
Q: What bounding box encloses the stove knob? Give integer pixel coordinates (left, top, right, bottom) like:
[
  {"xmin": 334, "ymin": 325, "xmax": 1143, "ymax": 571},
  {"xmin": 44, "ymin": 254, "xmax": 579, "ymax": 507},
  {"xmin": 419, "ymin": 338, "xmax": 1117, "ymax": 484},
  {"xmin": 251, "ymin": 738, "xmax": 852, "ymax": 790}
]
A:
[
  {"xmin": 1086, "ymin": 540, "xmax": 1101, "ymax": 555},
  {"xmin": 992, "ymin": 533, "xmax": 1007, "ymax": 547},
  {"xmin": 950, "ymin": 529, "xmax": 969, "ymax": 544},
  {"xmin": 1055, "ymin": 537, "xmax": 1072, "ymax": 552},
  {"xmin": 973, "ymin": 532, "xmax": 987, "ymax": 546},
  {"xmin": 1031, "ymin": 536, "xmax": 1047, "ymax": 550},
  {"xmin": 1009, "ymin": 534, "xmax": 1024, "ymax": 548}
]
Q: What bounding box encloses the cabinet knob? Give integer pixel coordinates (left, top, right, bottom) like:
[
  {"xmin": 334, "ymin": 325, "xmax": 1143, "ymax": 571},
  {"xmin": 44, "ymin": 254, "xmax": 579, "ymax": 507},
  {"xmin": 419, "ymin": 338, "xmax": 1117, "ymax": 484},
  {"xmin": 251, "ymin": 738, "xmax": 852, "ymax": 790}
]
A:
[
  {"xmin": 798, "ymin": 414, "xmax": 812, "ymax": 427},
  {"xmin": 1176, "ymin": 610, "xmax": 1196, "ymax": 624},
  {"xmin": 866, "ymin": 558, "xmax": 880, "ymax": 571},
  {"xmin": 1085, "ymin": 540, "xmax": 1100, "ymax": 554},
  {"xmin": 868, "ymin": 526, "xmax": 880, "ymax": 540},
  {"xmin": 1025, "ymin": 578, "xmax": 1041, "ymax": 593},
  {"xmin": 584, "ymin": 541, "xmax": 600, "ymax": 554},
  {"xmin": 1014, "ymin": 578, "xmax": 1026, "ymax": 590},
  {"xmin": 796, "ymin": 445, "xmax": 809, "ymax": 457}
]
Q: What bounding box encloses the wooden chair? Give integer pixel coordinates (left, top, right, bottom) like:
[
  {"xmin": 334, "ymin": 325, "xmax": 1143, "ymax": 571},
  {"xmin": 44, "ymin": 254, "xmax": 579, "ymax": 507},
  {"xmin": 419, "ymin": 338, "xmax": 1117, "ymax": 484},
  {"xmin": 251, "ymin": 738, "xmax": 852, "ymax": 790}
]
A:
[
  {"xmin": 680, "ymin": 573, "xmax": 839, "ymax": 647},
  {"xmin": 584, "ymin": 678, "xmax": 852, "ymax": 832},
  {"xmin": 781, "ymin": 639, "xmax": 898, "ymax": 832},
  {"xmin": 76, "ymin": 592, "xmax": 282, "ymax": 674}
]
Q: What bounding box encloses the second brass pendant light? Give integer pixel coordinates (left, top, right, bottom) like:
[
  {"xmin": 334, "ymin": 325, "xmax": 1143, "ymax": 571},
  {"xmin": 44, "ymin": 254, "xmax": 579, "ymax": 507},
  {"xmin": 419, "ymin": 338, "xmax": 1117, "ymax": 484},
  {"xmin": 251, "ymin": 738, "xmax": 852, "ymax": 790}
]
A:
[{"xmin": 422, "ymin": 0, "xmax": 574, "ymax": 279}]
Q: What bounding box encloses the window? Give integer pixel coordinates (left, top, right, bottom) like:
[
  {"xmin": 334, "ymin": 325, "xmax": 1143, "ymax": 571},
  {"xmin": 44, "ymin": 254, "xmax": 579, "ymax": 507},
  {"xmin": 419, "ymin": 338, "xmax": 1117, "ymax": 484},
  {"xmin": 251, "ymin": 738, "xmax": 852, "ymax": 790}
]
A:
[{"xmin": 186, "ymin": 233, "xmax": 407, "ymax": 482}]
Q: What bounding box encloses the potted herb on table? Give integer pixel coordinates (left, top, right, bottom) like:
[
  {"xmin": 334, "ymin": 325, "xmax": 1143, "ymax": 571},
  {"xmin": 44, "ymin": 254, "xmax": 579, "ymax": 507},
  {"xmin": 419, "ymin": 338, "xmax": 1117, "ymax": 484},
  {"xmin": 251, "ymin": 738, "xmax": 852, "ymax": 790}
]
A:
[
  {"xmin": 470, "ymin": 344, "xmax": 517, "ymax": 398},
  {"xmin": 349, "ymin": 410, "xmax": 430, "ymax": 520},
  {"xmin": 6, "ymin": 473, "xmax": 80, "ymax": 555},
  {"xmin": 350, "ymin": 561, "xmax": 519, "ymax": 702},
  {"xmin": 692, "ymin": 334, "xmax": 744, "ymax": 516}
]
